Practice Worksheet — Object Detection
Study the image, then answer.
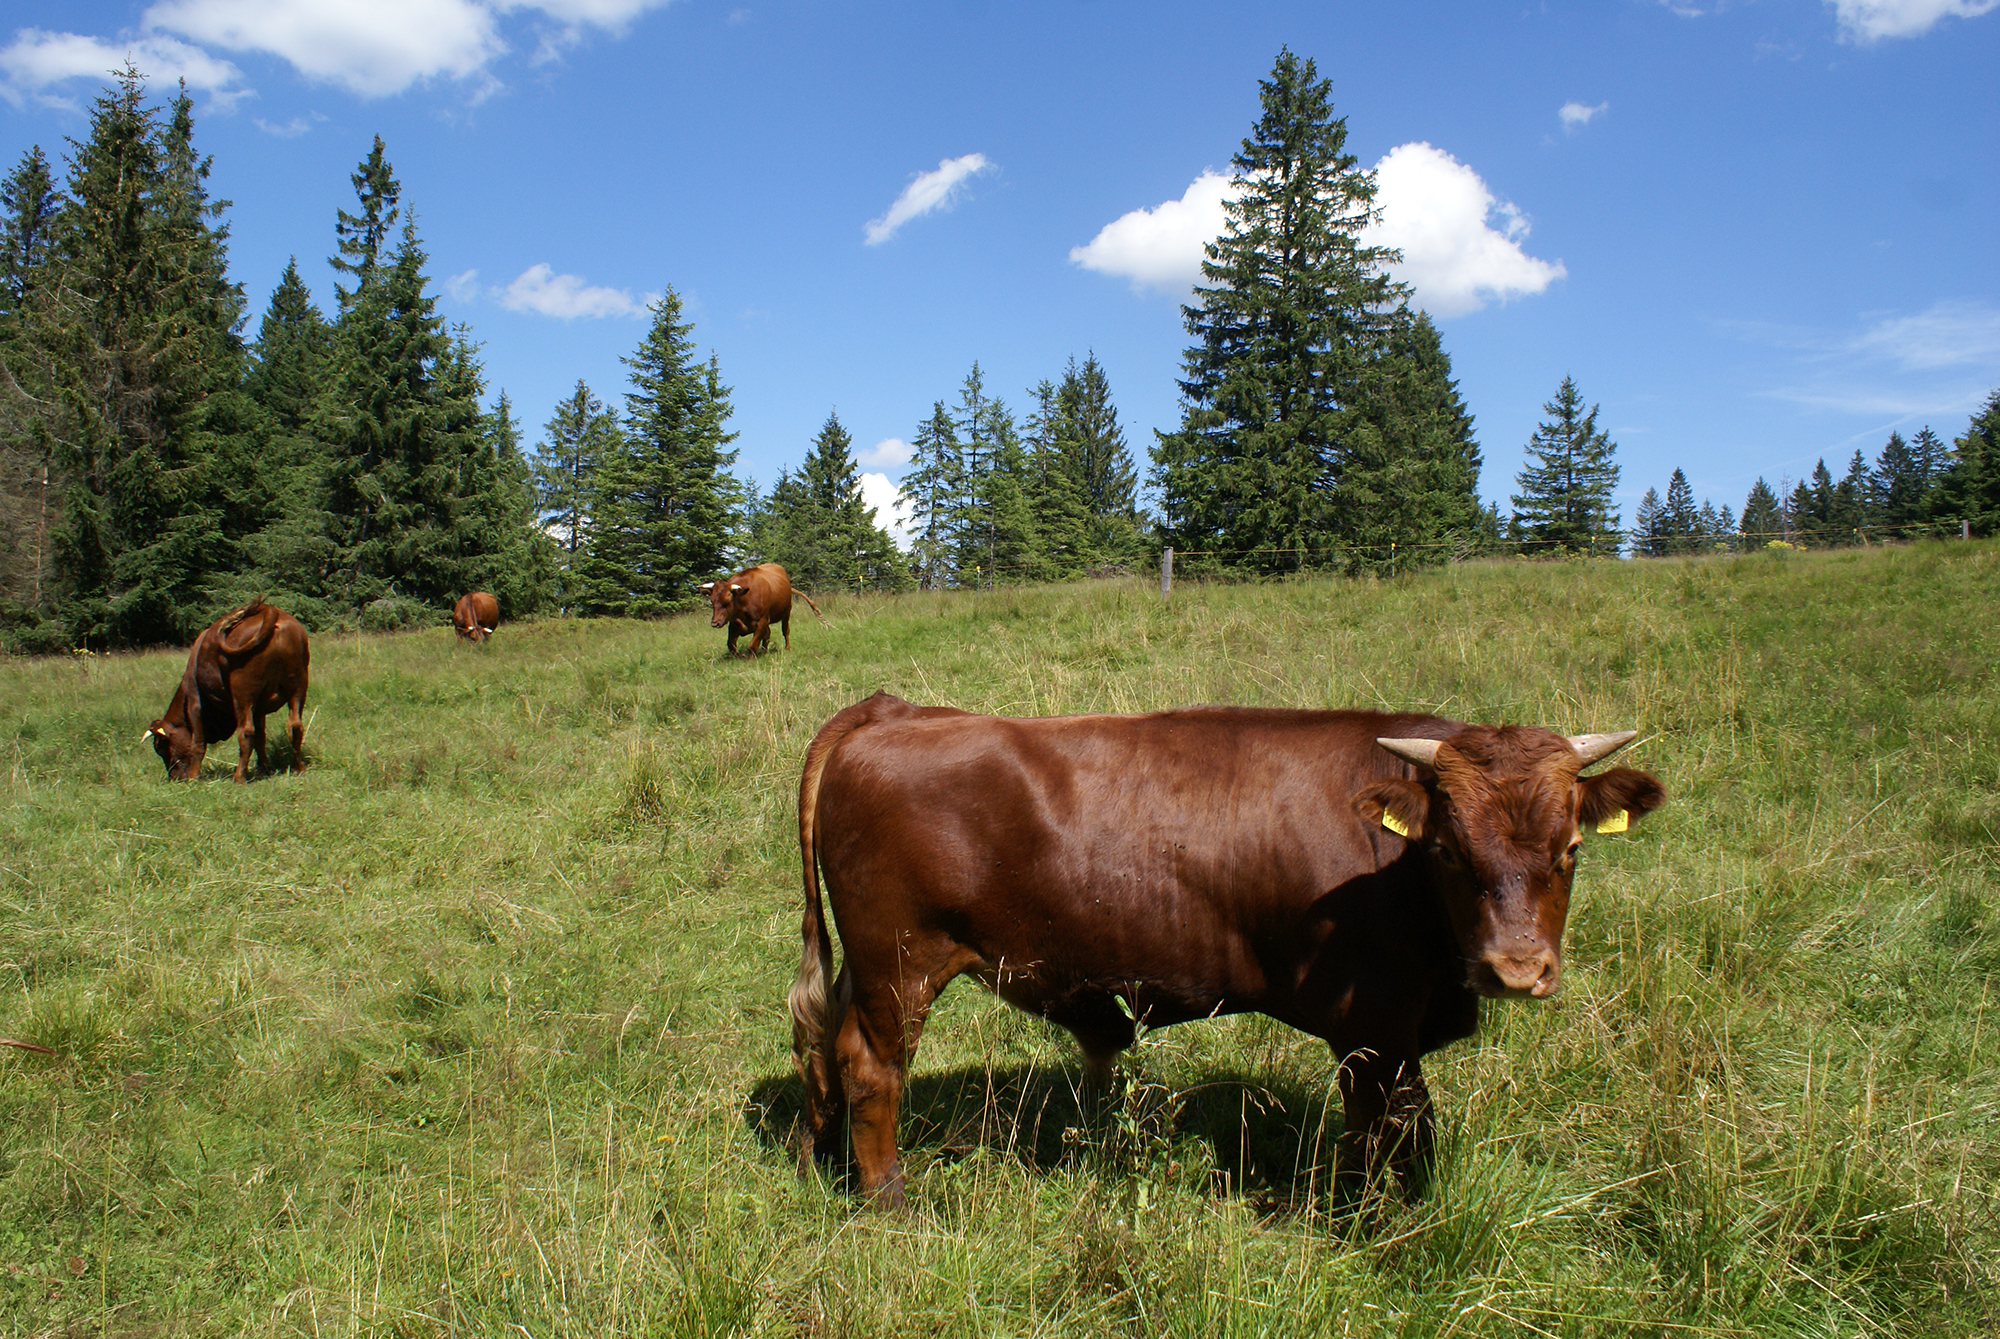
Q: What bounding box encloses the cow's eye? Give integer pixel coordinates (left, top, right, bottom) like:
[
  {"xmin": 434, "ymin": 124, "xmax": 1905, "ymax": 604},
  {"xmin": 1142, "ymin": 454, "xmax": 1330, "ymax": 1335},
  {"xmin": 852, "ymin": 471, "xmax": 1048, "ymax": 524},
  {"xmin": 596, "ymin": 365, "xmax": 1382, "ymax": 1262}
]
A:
[
  {"xmin": 1563, "ymin": 840, "xmax": 1582, "ymax": 866},
  {"xmin": 1432, "ymin": 843, "xmax": 1463, "ymax": 869}
]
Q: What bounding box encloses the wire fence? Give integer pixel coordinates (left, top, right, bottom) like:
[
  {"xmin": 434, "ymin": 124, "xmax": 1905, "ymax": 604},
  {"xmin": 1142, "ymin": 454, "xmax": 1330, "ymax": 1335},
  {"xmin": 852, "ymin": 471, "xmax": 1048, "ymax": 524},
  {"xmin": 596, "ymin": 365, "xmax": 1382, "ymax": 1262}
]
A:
[{"xmin": 901, "ymin": 517, "xmax": 1983, "ymax": 592}]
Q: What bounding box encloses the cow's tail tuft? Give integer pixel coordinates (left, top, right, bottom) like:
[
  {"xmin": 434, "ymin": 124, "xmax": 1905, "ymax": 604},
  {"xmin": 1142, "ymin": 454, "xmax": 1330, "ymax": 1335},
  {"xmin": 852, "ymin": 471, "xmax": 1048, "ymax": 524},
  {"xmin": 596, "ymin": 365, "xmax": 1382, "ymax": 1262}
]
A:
[{"xmin": 795, "ymin": 589, "xmax": 827, "ymax": 625}]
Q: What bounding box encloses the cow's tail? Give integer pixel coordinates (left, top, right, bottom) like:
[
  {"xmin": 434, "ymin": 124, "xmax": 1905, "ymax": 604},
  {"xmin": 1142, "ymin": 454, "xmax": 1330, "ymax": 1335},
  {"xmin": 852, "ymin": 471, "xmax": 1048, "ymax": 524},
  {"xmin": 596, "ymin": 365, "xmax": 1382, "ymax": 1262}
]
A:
[
  {"xmin": 789, "ymin": 713, "xmax": 848, "ymax": 1134},
  {"xmin": 789, "ymin": 697, "xmax": 909, "ymax": 1154},
  {"xmin": 216, "ymin": 597, "xmax": 278, "ymax": 657},
  {"xmin": 795, "ymin": 589, "xmax": 827, "ymax": 625}
]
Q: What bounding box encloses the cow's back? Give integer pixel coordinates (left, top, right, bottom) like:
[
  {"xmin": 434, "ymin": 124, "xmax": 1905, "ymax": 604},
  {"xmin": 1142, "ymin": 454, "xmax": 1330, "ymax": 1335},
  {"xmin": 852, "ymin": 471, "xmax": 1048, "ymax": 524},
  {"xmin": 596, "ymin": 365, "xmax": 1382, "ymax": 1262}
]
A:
[{"xmin": 812, "ymin": 703, "xmax": 1460, "ymax": 1031}]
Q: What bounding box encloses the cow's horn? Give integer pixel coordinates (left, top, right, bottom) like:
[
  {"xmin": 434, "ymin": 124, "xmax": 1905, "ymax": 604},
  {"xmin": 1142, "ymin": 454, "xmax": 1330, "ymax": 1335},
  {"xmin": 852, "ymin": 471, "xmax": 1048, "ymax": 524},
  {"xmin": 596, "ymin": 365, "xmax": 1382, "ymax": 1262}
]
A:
[
  {"xmin": 1568, "ymin": 731, "xmax": 1639, "ymax": 765},
  {"xmin": 697, "ymin": 582, "xmax": 714, "ymax": 592},
  {"xmin": 730, "ymin": 583, "xmax": 744, "ymax": 593},
  {"xmin": 1376, "ymin": 737, "xmax": 1441, "ymax": 770},
  {"xmin": 141, "ymin": 727, "xmax": 154, "ymax": 742}
]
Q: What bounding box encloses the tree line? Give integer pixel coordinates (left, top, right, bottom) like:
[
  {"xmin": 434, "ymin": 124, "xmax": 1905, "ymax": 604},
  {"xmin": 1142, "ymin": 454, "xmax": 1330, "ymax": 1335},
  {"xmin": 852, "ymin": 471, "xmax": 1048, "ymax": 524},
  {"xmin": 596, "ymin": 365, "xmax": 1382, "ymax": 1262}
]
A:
[
  {"xmin": 1627, "ymin": 403, "xmax": 2000, "ymax": 556},
  {"xmin": 0, "ymin": 73, "xmax": 550, "ymax": 652},
  {"xmin": 5, "ymin": 60, "xmax": 1996, "ymax": 654}
]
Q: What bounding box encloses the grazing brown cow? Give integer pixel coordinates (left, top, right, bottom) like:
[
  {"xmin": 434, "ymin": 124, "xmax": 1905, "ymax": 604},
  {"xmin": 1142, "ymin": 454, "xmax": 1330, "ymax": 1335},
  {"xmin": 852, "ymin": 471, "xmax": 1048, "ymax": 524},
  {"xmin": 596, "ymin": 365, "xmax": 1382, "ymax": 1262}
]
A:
[
  {"xmin": 790, "ymin": 693, "xmax": 1666, "ymax": 1207},
  {"xmin": 145, "ymin": 598, "xmax": 310, "ymax": 783},
  {"xmin": 453, "ymin": 591, "xmax": 500, "ymax": 642},
  {"xmin": 698, "ymin": 562, "xmax": 822, "ymax": 656}
]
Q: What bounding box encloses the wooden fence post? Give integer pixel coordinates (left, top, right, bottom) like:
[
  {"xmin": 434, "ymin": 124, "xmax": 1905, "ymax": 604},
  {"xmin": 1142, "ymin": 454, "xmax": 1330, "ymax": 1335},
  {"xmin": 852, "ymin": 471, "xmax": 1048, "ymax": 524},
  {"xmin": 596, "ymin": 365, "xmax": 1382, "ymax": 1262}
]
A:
[{"xmin": 1160, "ymin": 547, "xmax": 1173, "ymax": 599}]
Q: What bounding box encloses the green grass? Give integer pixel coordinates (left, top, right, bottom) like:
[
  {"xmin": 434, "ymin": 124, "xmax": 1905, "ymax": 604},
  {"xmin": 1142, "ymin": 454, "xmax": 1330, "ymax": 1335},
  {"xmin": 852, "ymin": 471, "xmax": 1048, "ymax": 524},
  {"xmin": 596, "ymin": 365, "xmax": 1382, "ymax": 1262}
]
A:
[{"xmin": 2, "ymin": 542, "xmax": 1997, "ymax": 1337}]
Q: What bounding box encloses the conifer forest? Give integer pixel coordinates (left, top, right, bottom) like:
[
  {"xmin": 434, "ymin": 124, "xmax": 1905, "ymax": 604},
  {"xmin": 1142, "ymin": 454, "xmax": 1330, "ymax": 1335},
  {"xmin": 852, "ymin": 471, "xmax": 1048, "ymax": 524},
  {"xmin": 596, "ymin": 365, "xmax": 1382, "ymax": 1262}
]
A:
[{"xmin": 2, "ymin": 55, "xmax": 1997, "ymax": 654}]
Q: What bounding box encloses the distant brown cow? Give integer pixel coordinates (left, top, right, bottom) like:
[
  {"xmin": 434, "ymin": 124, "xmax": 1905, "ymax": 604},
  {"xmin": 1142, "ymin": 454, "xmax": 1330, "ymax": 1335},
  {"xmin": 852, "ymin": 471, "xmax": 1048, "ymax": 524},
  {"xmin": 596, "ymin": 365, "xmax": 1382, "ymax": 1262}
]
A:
[
  {"xmin": 453, "ymin": 591, "xmax": 500, "ymax": 642},
  {"xmin": 698, "ymin": 562, "xmax": 822, "ymax": 656},
  {"xmin": 790, "ymin": 693, "xmax": 1666, "ymax": 1207},
  {"xmin": 145, "ymin": 598, "xmax": 310, "ymax": 783}
]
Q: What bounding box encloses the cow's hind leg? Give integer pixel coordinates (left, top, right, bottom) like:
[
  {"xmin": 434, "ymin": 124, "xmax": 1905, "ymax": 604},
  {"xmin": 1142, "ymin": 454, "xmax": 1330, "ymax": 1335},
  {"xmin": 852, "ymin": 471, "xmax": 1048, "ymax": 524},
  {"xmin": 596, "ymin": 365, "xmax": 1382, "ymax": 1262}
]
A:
[
  {"xmin": 233, "ymin": 700, "xmax": 256, "ymax": 783},
  {"xmin": 781, "ymin": 613, "xmax": 791, "ymax": 651},
  {"xmin": 286, "ymin": 688, "xmax": 306, "ymax": 773},
  {"xmin": 835, "ymin": 962, "xmax": 956, "ymax": 1209}
]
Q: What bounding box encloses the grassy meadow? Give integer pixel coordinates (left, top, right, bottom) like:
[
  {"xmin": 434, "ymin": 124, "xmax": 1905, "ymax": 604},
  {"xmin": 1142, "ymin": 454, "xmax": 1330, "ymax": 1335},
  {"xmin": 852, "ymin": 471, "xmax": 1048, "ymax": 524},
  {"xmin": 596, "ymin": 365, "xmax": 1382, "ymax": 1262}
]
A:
[{"xmin": 2, "ymin": 542, "xmax": 1997, "ymax": 1337}]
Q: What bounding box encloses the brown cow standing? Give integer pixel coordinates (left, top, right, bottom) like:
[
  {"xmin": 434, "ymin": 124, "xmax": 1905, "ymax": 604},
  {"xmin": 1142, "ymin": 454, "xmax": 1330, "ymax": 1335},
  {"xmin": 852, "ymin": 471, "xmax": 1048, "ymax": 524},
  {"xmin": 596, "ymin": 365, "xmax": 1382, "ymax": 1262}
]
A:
[
  {"xmin": 453, "ymin": 591, "xmax": 500, "ymax": 642},
  {"xmin": 790, "ymin": 693, "xmax": 1666, "ymax": 1207},
  {"xmin": 145, "ymin": 598, "xmax": 311, "ymax": 783},
  {"xmin": 698, "ymin": 562, "xmax": 822, "ymax": 656}
]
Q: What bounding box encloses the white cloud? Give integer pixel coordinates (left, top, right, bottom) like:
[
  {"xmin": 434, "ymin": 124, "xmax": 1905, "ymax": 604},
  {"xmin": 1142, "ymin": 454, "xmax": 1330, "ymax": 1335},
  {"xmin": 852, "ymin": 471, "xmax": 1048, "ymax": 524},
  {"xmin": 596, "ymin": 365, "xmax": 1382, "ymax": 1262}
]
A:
[
  {"xmin": 1845, "ymin": 300, "xmax": 2000, "ymax": 370},
  {"xmin": 1071, "ymin": 147, "xmax": 1563, "ymax": 318},
  {"xmin": 524, "ymin": 0, "xmax": 671, "ymax": 24},
  {"xmin": 1828, "ymin": 0, "xmax": 1998, "ymax": 40},
  {"xmin": 444, "ymin": 268, "xmax": 480, "ymax": 302},
  {"xmin": 1365, "ymin": 142, "xmax": 1566, "ymax": 318},
  {"xmin": 1068, "ymin": 170, "xmax": 1231, "ymax": 292},
  {"xmin": 142, "ymin": 0, "xmax": 503, "ymax": 98},
  {"xmin": 859, "ymin": 472, "xmax": 912, "ymax": 550},
  {"xmin": 253, "ymin": 111, "xmax": 323, "ymax": 136},
  {"xmin": 858, "ymin": 437, "xmax": 911, "ymax": 469},
  {"xmin": 496, "ymin": 264, "xmax": 649, "ymax": 319},
  {"xmin": 865, "ymin": 153, "xmax": 993, "ymax": 246},
  {"xmin": 1559, "ymin": 100, "xmax": 1607, "ymax": 131},
  {"xmin": 0, "ymin": 28, "xmax": 247, "ymax": 108}
]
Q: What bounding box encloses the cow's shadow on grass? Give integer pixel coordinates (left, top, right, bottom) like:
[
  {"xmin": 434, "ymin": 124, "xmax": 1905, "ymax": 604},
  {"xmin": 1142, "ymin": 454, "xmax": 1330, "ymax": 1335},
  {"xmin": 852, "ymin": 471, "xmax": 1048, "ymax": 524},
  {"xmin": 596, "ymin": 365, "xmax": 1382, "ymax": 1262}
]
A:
[{"xmin": 744, "ymin": 1061, "xmax": 1347, "ymax": 1210}]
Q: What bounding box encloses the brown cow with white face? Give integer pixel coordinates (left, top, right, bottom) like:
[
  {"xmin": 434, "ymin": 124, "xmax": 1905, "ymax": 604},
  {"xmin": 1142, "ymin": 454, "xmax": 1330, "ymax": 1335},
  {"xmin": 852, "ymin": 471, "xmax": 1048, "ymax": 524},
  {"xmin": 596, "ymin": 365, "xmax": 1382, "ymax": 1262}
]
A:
[
  {"xmin": 790, "ymin": 693, "xmax": 1666, "ymax": 1207},
  {"xmin": 145, "ymin": 598, "xmax": 310, "ymax": 783},
  {"xmin": 453, "ymin": 591, "xmax": 500, "ymax": 643},
  {"xmin": 698, "ymin": 563, "xmax": 821, "ymax": 656}
]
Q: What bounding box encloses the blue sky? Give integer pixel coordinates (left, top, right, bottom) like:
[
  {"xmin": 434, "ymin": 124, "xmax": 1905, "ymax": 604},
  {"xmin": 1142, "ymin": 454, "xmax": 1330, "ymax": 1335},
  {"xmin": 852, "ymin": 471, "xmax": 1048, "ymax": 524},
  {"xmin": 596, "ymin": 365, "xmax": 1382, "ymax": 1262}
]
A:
[{"xmin": 4, "ymin": 1, "xmax": 1996, "ymax": 541}]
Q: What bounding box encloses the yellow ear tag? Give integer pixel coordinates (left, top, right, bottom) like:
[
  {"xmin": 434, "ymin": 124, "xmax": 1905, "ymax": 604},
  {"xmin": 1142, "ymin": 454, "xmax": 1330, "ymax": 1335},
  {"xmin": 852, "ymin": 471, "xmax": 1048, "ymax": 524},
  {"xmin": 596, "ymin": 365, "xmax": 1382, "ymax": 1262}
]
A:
[
  {"xmin": 1596, "ymin": 809, "xmax": 1629, "ymax": 835},
  {"xmin": 1381, "ymin": 811, "xmax": 1410, "ymax": 838}
]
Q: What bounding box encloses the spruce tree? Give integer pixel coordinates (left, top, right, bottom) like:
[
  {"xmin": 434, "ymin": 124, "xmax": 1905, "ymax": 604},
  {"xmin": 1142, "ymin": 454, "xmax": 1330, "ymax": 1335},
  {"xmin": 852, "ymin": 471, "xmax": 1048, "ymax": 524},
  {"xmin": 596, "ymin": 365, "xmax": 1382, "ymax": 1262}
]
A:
[
  {"xmin": 1662, "ymin": 468, "xmax": 1700, "ymax": 554},
  {"xmin": 41, "ymin": 70, "xmax": 249, "ymax": 644},
  {"xmin": 534, "ymin": 379, "xmax": 618, "ymax": 609},
  {"xmin": 1741, "ymin": 478, "xmax": 1782, "ymax": 545},
  {"xmin": 901, "ymin": 400, "xmax": 960, "ymax": 589},
  {"xmin": 1152, "ymin": 48, "xmax": 1402, "ymax": 568},
  {"xmin": 1830, "ymin": 449, "xmax": 1869, "ymax": 542},
  {"xmin": 1059, "ymin": 354, "xmax": 1145, "ymax": 563},
  {"xmin": 581, "ymin": 291, "xmax": 741, "ymax": 616},
  {"xmin": 1509, "ymin": 376, "xmax": 1622, "ymax": 554},
  {"xmin": 1338, "ymin": 309, "xmax": 1486, "ymax": 567},
  {"xmin": 0, "ymin": 146, "xmax": 62, "ymax": 320},
  {"xmin": 330, "ymin": 136, "xmax": 399, "ymax": 312},
  {"xmin": 1934, "ymin": 389, "xmax": 2000, "ymax": 536},
  {"xmin": 462, "ymin": 386, "xmax": 552, "ymax": 617},
  {"xmin": 246, "ymin": 259, "xmax": 331, "ymax": 435},
  {"xmin": 0, "ymin": 146, "xmax": 64, "ymax": 617},
  {"xmin": 1631, "ymin": 488, "xmax": 1664, "ymax": 557},
  {"xmin": 323, "ymin": 209, "xmax": 470, "ymax": 608},
  {"xmin": 792, "ymin": 410, "xmax": 900, "ymax": 592},
  {"xmin": 1024, "ymin": 377, "xmax": 1093, "ymax": 573}
]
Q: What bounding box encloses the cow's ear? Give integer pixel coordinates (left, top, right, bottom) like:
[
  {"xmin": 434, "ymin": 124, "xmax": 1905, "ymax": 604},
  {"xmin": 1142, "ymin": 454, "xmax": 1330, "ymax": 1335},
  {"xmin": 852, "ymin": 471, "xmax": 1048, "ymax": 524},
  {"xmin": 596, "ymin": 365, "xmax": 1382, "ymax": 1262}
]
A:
[
  {"xmin": 1577, "ymin": 767, "xmax": 1666, "ymax": 834},
  {"xmin": 1353, "ymin": 778, "xmax": 1430, "ymax": 842}
]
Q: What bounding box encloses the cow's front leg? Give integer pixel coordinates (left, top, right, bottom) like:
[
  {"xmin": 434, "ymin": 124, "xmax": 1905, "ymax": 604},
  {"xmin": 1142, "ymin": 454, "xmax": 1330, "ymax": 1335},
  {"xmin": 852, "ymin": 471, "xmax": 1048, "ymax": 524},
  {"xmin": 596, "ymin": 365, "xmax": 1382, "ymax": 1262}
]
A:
[{"xmin": 1334, "ymin": 1049, "xmax": 1434, "ymax": 1199}]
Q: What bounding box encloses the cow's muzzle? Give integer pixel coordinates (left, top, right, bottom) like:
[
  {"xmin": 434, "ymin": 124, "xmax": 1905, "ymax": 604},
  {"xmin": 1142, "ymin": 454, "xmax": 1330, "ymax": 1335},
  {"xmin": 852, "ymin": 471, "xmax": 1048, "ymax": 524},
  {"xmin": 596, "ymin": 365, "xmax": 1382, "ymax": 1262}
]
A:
[{"xmin": 1471, "ymin": 949, "xmax": 1561, "ymax": 1000}]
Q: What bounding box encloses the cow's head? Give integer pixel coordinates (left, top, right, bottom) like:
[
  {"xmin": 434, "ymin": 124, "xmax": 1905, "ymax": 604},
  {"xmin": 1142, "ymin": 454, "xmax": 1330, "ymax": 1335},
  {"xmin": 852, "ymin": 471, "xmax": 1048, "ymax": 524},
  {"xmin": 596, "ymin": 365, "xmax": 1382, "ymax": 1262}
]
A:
[
  {"xmin": 143, "ymin": 718, "xmax": 204, "ymax": 781},
  {"xmin": 699, "ymin": 579, "xmax": 744, "ymax": 629},
  {"xmin": 1353, "ymin": 727, "xmax": 1665, "ymax": 1001}
]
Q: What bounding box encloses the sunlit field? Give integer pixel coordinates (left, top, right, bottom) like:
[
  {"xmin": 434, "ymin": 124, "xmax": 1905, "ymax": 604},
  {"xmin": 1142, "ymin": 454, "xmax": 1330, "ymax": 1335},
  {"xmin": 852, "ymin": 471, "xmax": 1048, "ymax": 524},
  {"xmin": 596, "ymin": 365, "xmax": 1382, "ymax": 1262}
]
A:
[{"xmin": 3, "ymin": 542, "xmax": 1996, "ymax": 1337}]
